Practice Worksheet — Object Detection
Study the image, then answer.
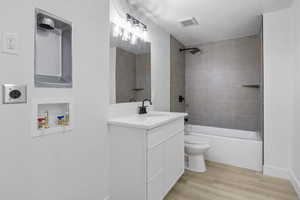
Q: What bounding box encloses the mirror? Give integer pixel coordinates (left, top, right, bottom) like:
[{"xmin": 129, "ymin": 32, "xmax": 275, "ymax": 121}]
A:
[{"xmin": 109, "ymin": 23, "xmax": 151, "ymax": 104}]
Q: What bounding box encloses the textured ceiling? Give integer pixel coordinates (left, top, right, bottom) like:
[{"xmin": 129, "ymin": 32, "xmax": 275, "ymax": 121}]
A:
[{"xmin": 114, "ymin": 0, "xmax": 294, "ymax": 46}]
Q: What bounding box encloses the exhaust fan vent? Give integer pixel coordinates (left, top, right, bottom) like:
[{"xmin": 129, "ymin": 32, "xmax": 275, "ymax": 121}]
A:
[{"xmin": 180, "ymin": 17, "xmax": 199, "ymax": 27}]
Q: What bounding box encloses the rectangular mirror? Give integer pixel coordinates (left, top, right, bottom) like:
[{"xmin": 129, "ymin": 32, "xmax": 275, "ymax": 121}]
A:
[{"xmin": 109, "ymin": 23, "xmax": 151, "ymax": 104}]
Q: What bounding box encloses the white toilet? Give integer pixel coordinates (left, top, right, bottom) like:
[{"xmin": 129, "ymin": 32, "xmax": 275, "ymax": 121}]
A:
[{"xmin": 184, "ymin": 135, "xmax": 210, "ymax": 173}]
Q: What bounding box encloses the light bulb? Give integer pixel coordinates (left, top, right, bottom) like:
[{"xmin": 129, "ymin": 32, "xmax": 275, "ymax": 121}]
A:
[
  {"xmin": 122, "ymin": 30, "xmax": 131, "ymax": 41},
  {"xmin": 141, "ymin": 30, "xmax": 147, "ymax": 41},
  {"xmin": 113, "ymin": 24, "xmax": 122, "ymax": 38},
  {"xmin": 133, "ymin": 24, "xmax": 140, "ymax": 36},
  {"xmin": 131, "ymin": 34, "xmax": 137, "ymax": 45},
  {"xmin": 125, "ymin": 20, "xmax": 133, "ymax": 33},
  {"xmin": 135, "ymin": 24, "xmax": 143, "ymax": 38}
]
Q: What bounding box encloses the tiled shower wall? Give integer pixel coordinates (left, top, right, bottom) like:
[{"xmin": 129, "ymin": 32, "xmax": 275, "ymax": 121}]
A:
[
  {"xmin": 186, "ymin": 35, "xmax": 261, "ymax": 131},
  {"xmin": 170, "ymin": 35, "xmax": 186, "ymax": 112}
]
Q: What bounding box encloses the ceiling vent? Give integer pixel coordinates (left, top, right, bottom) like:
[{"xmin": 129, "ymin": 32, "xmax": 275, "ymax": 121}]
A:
[{"xmin": 179, "ymin": 17, "xmax": 199, "ymax": 27}]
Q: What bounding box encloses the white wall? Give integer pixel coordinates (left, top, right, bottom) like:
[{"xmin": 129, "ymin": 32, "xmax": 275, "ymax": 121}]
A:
[
  {"xmin": 0, "ymin": 0, "xmax": 110, "ymax": 199},
  {"xmin": 291, "ymin": 0, "xmax": 300, "ymax": 196},
  {"xmin": 264, "ymin": 1, "xmax": 300, "ymax": 196},
  {"xmin": 263, "ymin": 8, "xmax": 295, "ymax": 178},
  {"xmin": 150, "ymin": 25, "xmax": 171, "ymax": 111},
  {"xmin": 109, "ymin": 0, "xmax": 171, "ymax": 112}
]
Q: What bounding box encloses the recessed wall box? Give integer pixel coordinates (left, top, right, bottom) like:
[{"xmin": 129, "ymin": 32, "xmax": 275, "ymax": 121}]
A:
[
  {"xmin": 35, "ymin": 9, "xmax": 72, "ymax": 88},
  {"xmin": 2, "ymin": 84, "xmax": 27, "ymax": 104},
  {"xmin": 31, "ymin": 98, "xmax": 73, "ymax": 137}
]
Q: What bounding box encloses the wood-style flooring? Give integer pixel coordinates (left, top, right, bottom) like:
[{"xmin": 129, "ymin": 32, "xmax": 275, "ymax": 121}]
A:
[{"xmin": 165, "ymin": 161, "xmax": 298, "ymax": 200}]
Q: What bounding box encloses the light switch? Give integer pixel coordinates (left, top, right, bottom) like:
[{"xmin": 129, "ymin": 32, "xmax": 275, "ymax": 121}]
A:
[{"xmin": 2, "ymin": 33, "xmax": 19, "ymax": 55}]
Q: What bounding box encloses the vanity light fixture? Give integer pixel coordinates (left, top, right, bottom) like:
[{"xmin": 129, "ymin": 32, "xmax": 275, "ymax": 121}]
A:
[
  {"xmin": 112, "ymin": 13, "xmax": 148, "ymax": 43},
  {"xmin": 127, "ymin": 14, "xmax": 148, "ymax": 40}
]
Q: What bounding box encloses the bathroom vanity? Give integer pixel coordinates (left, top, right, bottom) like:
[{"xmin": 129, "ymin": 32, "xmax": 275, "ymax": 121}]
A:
[{"xmin": 108, "ymin": 112, "xmax": 187, "ymax": 200}]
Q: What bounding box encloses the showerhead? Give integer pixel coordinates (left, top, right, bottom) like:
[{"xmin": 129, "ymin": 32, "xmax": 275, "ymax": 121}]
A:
[
  {"xmin": 38, "ymin": 16, "xmax": 55, "ymax": 30},
  {"xmin": 180, "ymin": 47, "xmax": 201, "ymax": 55}
]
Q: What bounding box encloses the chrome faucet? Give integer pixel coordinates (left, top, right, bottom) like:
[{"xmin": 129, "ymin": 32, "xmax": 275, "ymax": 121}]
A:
[{"xmin": 139, "ymin": 99, "xmax": 152, "ymax": 114}]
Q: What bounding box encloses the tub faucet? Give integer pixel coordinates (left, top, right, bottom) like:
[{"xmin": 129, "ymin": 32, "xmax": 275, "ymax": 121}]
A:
[{"xmin": 139, "ymin": 99, "xmax": 152, "ymax": 114}]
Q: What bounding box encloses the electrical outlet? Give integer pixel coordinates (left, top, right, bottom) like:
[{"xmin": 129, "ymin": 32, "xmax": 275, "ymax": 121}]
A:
[
  {"xmin": 2, "ymin": 32, "xmax": 19, "ymax": 55},
  {"xmin": 3, "ymin": 84, "xmax": 27, "ymax": 104}
]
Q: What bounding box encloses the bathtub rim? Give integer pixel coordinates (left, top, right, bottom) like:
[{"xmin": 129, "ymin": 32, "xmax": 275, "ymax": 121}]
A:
[{"xmin": 185, "ymin": 124, "xmax": 262, "ymax": 141}]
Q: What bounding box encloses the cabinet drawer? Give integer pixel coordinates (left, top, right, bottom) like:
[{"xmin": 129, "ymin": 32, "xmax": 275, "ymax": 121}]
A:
[
  {"xmin": 147, "ymin": 119, "xmax": 184, "ymax": 149},
  {"xmin": 147, "ymin": 143, "xmax": 164, "ymax": 182}
]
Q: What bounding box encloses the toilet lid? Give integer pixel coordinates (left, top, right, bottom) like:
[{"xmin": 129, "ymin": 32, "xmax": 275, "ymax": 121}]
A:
[{"xmin": 184, "ymin": 135, "xmax": 209, "ymax": 145}]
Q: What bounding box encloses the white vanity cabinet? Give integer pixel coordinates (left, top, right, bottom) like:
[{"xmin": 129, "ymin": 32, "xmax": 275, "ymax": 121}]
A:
[{"xmin": 109, "ymin": 113, "xmax": 185, "ymax": 200}]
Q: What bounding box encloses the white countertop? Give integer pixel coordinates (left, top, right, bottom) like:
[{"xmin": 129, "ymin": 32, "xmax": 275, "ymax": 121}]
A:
[{"xmin": 108, "ymin": 111, "xmax": 188, "ymax": 130}]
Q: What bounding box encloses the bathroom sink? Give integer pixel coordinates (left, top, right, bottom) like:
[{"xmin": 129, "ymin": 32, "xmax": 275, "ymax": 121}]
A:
[
  {"xmin": 142, "ymin": 113, "xmax": 168, "ymax": 117},
  {"xmin": 108, "ymin": 111, "xmax": 188, "ymax": 129},
  {"xmin": 136, "ymin": 112, "xmax": 169, "ymax": 121}
]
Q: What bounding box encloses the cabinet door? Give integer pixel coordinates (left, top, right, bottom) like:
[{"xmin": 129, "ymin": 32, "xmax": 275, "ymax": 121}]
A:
[
  {"xmin": 165, "ymin": 131, "xmax": 184, "ymax": 192},
  {"xmin": 148, "ymin": 143, "xmax": 164, "ymax": 181},
  {"xmin": 148, "ymin": 170, "xmax": 164, "ymax": 200}
]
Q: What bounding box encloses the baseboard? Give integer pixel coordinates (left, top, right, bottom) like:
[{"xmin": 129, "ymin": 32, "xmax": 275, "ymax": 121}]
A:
[
  {"xmin": 289, "ymin": 169, "xmax": 300, "ymax": 199},
  {"xmin": 263, "ymin": 165, "xmax": 290, "ymax": 179},
  {"xmin": 264, "ymin": 165, "xmax": 300, "ymax": 199}
]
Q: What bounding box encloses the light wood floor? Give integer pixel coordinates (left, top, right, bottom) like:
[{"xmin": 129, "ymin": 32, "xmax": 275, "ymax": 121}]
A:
[{"xmin": 165, "ymin": 161, "xmax": 298, "ymax": 200}]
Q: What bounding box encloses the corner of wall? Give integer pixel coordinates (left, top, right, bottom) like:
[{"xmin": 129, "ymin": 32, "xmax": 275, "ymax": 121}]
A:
[
  {"xmin": 263, "ymin": 165, "xmax": 300, "ymax": 198},
  {"xmin": 289, "ymin": 169, "xmax": 300, "ymax": 198},
  {"xmin": 263, "ymin": 165, "xmax": 291, "ymax": 180}
]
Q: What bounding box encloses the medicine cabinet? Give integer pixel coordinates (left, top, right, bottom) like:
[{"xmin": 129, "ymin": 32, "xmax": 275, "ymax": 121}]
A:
[{"xmin": 35, "ymin": 9, "xmax": 72, "ymax": 88}]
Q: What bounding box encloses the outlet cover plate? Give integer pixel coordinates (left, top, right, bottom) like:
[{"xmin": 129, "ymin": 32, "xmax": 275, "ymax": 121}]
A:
[{"xmin": 3, "ymin": 84, "xmax": 27, "ymax": 104}]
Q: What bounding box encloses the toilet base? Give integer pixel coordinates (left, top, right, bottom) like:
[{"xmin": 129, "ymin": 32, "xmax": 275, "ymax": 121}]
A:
[{"xmin": 185, "ymin": 154, "xmax": 207, "ymax": 173}]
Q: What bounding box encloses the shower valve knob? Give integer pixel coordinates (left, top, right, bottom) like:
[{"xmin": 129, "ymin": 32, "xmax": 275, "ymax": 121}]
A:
[
  {"xmin": 179, "ymin": 95, "xmax": 185, "ymax": 103},
  {"xmin": 9, "ymin": 90, "xmax": 22, "ymax": 99}
]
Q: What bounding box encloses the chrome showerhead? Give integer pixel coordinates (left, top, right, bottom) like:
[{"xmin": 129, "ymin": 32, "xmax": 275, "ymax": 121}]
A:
[
  {"xmin": 38, "ymin": 16, "xmax": 55, "ymax": 30},
  {"xmin": 180, "ymin": 47, "xmax": 201, "ymax": 55}
]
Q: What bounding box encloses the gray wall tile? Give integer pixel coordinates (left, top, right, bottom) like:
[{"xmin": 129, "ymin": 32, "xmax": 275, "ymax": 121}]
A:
[
  {"xmin": 170, "ymin": 35, "xmax": 186, "ymax": 112},
  {"xmin": 186, "ymin": 35, "xmax": 261, "ymax": 131}
]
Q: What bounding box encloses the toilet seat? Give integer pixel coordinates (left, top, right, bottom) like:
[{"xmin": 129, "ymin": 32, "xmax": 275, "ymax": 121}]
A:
[
  {"xmin": 185, "ymin": 143, "xmax": 210, "ymax": 149},
  {"xmin": 185, "ymin": 142, "xmax": 210, "ymax": 155},
  {"xmin": 184, "ymin": 135, "xmax": 209, "ymax": 145}
]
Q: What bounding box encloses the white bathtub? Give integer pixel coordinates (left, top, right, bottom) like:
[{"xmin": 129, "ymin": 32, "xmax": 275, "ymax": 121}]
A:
[{"xmin": 185, "ymin": 124, "xmax": 263, "ymax": 172}]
